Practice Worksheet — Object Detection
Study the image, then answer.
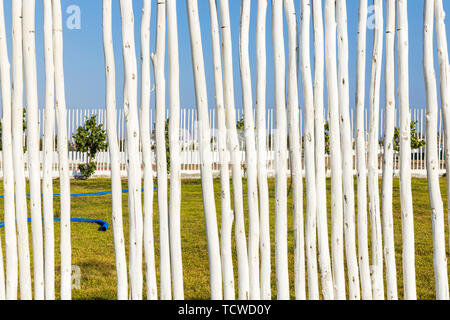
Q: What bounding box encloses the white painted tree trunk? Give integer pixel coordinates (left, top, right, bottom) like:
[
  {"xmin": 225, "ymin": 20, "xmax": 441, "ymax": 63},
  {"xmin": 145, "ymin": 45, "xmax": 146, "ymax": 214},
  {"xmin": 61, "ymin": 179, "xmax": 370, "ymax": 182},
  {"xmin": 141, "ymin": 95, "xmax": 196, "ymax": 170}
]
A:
[
  {"xmin": 218, "ymin": 0, "xmax": 250, "ymax": 300},
  {"xmin": 103, "ymin": 0, "xmax": 129, "ymax": 300},
  {"xmin": 23, "ymin": 0, "xmax": 45, "ymax": 300},
  {"xmin": 434, "ymin": 0, "xmax": 450, "ymax": 252},
  {"xmin": 0, "ymin": 0, "xmax": 16, "ymax": 301},
  {"xmin": 397, "ymin": 0, "xmax": 417, "ymax": 300},
  {"xmin": 256, "ymin": 0, "xmax": 271, "ymax": 301},
  {"xmin": 151, "ymin": 0, "xmax": 171, "ymax": 300},
  {"xmin": 239, "ymin": 0, "xmax": 260, "ymax": 301},
  {"xmin": 272, "ymin": 0, "xmax": 289, "ymax": 300},
  {"xmin": 336, "ymin": 0, "xmax": 360, "ymax": 300},
  {"xmin": 186, "ymin": 0, "xmax": 223, "ymax": 300},
  {"xmin": 208, "ymin": 0, "xmax": 235, "ymax": 300},
  {"xmin": 300, "ymin": 0, "xmax": 319, "ymax": 301},
  {"xmin": 167, "ymin": 0, "xmax": 184, "ymax": 300},
  {"xmin": 381, "ymin": 0, "xmax": 398, "ymax": 300},
  {"xmin": 423, "ymin": 0, "xmax": 449, "ymax": 300},
  {"xmin": 284, "ymin": 0, "xmax": 305, "ymax": 300},
  {"xmin": 140, "ymin": 0, "xmax": 157, "ymax": 301},
  {"xmin": 119, "ymin": 0, "xmax": 144, "ymax": 300},
  {"xmin": 53, "ymin": 0, "xmax": 72, "ymax": 300},
  {"xmin": 11, "ymin": 0, "xmax": 32, "ymax": 300},
  {"xmin": 311, "ymin": 0, "xmax": 334, "ymax": 300},
  {"xmin": 355, "ymin": 0, "xmax": 372, "ymax": 300},
  {"xmin": 324, "ymin": 0, "xmax": 345, "ymax": 300},
  {"xmin": 43, "ymin": 0, "xmax": 55, "ymax": 300},
  {"xmin": 367, "ymin": 0, "xmax": 384, "ymax": 300}
]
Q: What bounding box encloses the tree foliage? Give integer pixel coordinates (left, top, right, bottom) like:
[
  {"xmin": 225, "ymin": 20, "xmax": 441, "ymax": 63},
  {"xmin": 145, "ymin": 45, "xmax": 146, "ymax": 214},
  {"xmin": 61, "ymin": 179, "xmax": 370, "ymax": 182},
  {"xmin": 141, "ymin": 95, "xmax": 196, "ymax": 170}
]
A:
[{"xmin": 73, "ymin": 114, "xmax": 108, "ymax": 179}]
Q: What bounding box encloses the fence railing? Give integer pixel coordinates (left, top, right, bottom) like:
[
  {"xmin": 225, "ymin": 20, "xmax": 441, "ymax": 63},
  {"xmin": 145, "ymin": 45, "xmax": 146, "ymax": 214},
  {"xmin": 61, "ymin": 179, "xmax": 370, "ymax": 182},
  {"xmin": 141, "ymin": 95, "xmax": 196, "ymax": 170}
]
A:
[{"xmin": 0, "ymin": 107, "xmax": 443, "ymax": 178}]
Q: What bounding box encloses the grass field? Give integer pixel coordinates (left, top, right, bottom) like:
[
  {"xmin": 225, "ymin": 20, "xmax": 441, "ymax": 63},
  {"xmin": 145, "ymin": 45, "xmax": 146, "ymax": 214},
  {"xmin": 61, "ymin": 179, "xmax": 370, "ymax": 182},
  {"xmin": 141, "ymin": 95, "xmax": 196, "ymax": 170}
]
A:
[{"xmin": 0, "ymin": 177, "xmax": 448, "ymax": 300}]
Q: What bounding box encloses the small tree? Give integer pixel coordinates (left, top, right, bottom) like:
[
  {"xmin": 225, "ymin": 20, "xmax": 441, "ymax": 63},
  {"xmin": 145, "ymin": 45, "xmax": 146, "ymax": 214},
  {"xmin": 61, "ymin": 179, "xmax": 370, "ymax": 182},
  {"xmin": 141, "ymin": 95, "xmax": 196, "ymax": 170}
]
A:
[
  {"xmin": 73, "ymin": 114, "xmax": 108, "ymax": 179},
  {"xmin": 393, "ymin": 121, "xmax": 426, "ymax": 152}
]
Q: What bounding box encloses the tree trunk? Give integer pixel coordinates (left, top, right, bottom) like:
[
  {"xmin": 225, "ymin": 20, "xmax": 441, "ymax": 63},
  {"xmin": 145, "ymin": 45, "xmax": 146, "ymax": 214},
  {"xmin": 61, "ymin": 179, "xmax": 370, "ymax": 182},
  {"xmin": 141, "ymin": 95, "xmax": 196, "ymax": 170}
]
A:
[
  {"xmin": 355, "ymin": 0, "xmax": 372, "ymax": 300},
  {"xmin": 239, "ymin": 0, "xmax": 260, "ymax": 300},
  {"xmin": 208, "ymin": 0, "xmax": 235, "ymax": 300},
  {"xmin": 434, "ymin": 0, "xmax": 450, "ymax": 252},
  {"xmin": 382, "ymin": 0, "xmax": 398, "ymax": 300},
  {"xmin": 336, "ymin": 0, "xmax": 360, "ymax": 300},
  {"xmin": 186, "ymin": 0, "xmax": 223, "ymax": 300},
  {"xmin": 324, "ymin": 0, "xmax": 345, "ymax": 300},
  {"xmin": 284, "ymin": 0, "xmax": 306, "ymax": 300},
  {"xmin": 167, "ymin": 0, "xmax": 184, "ymax": 300},
  {"xmin": 272, "ymin": 0, "xmax": 289, "ymax": 300},
  {"xmin": 119, "ymin": 0, "xmax": 144, "ymax": 300},
  {"xmin": 103, "ymin": 0, "xmax": 128, "ymax": 300},
  {"xmin": 43, "ymin": 0, "xmax": 55, "ymax": 300},
  {"xmin": 53, "ymin": 0, "xmax": 72, "ymax": 300},
  {"xmin": 23, "ymin": 0, "xmax": 45, "ymax": 300},
  {"xmin": 256, "ymin": 0, "xmax": 271, "ymax": 301},
  {"xmin": 11, "ymin": 0, "xmax": 32, "ymax": 300},
  {"xmin": 151, "ymin": 0, "xmax": 171, "ymax": 300},
  {"xmin": 423, "ymin": 0, "xmax": 449, "ymax": 300},
  {"xmin": 368, "ymin": 0, "xmax": 384, "ymax": 300},
  {"xmin": 0, "ymin": 0, "xmax": 15, "ymax": 300},
  {"xmin": 311, "ymin": 0, "xmax": 334, "ymax": 300},
  {"xmin": 218, "ymin": 0, "xmax": 250, "ymax": 300},
  {"xmin": 397, "ymin": 0, "xmax": 417, "ymax": 300},
  {"xmin": 299, "ymin": 0, "xmax": 319, "ymax": 300}
]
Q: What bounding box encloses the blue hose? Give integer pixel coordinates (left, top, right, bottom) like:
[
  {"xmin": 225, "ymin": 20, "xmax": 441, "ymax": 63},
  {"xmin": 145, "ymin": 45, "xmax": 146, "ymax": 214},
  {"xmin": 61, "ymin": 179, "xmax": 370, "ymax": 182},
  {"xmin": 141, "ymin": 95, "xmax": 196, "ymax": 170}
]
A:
[
  {"xmin": 0, "ymin": 218, "xmax": 109, "ymax": 232},
  {"xmin": 0, "ymin": 188, "xmax": 151, "ymax": 199}
]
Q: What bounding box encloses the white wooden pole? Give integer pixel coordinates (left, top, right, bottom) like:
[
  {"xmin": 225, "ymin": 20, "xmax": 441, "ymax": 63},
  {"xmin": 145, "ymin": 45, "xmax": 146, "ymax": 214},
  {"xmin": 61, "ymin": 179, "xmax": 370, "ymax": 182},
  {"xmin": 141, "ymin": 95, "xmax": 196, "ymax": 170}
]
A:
[
  {"xmin": 151, "ymin": 0, "xmax": 171, "ymax": 300},
  {"xmin": 11, "ymin": 0, "xmax": 32, "ymax": 300},
  {"xmin": 284, "ymin": 0, "xmax": 306, "ymax": 300},
  {"xmin": 423, "ymin": 0, "xmax": 449, "ymax": 300},
  {"xmin": 52, "ymin": 0, "xmax": 72, "ymax": 300},
  {"xmin": 167, "ymin": 0, "xmax": 184, "ymax": 300},
  {"xmin": 119, "ymin": 0, "xmax": 144, "ymax": 300},
  {"xmin": 23, "ymin": 0, "xmax": 45, "ymax": 300},
  {"xmin": 208, "ymin": 0, "xmax": 235, "ymax": 300},
  {"xmin": 381, "ymin": 0, "xmax": 398, "ymax": 300},
  {"xmin": 324, "ymin": 0, "xmax": 345, "ymax": 300},
  {"xmin": 239, "ymin": 0, "xmax": 261, "ymax": 300},
  {"xmin": 355, "ymin": 0, "xmax": 372, "ymax": 300},
  {"xmin": 272, "ymin": 0, "xmax": 289, "ymax": 300},
  {"xmin": 367, "ymin": 0, "xmax": 384, "ymax": 300},
  {"xmin": 434, "ymin": 0, "xmax": 450, "ymax": 251},
  {"xmin": 0, "ymin": 0, "xmax": 16, "ymax": 300},
  {"xmin": 336, "ymin": 0, "xmax": 360, "ymax": 300},
  {"xmin": 300, "ymin": 0, "xmax": 320, "ymax": 301},
  {"xmin": 43, "ymin": 0, "xmax": 55, "ymax": 300},
  {"xmin": 397, "ymin": 0, "xmax": 417, "ymax": 300},
  {"xmin": 218, "ymin": 0, "xmax": 250, "ymax": 300},
  {"xmin": 186, "ymin": 0, "xmax": 223, "ymax": 300},
  {"xmin": 312, "ymin": 0, "xmax": 334, "ymax": 300},
  {"xmin": 256, "ymin": 0, "xmax": 271, "ymax": 301},
  {"xmin": 103, "ymin": 0, "xmax": 129, "ymax": 300}
]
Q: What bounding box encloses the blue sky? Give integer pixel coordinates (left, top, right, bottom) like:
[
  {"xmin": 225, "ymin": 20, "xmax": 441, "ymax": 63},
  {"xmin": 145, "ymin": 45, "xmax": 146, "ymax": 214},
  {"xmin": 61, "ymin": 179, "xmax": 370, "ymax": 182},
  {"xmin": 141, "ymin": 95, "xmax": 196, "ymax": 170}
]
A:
[{"xmin": 1, "ymin": 0, "xmax": 450, "ymax": 115}]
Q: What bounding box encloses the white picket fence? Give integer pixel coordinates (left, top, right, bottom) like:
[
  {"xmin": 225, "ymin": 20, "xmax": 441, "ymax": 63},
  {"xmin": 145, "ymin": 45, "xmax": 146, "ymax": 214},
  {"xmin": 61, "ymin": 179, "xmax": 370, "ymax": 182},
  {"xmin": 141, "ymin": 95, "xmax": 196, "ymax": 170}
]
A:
[{"xmin": 0, "ymin": 107, "xmax": 443, "ymax": 178}]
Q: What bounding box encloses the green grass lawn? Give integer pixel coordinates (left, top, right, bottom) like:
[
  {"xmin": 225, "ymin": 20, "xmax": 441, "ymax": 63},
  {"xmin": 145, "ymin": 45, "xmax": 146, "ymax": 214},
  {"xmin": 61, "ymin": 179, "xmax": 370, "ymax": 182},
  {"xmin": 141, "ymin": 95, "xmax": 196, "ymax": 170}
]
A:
[{"xmin": 0, "ymin": 177, "xmax": 448, "ymax": 300}]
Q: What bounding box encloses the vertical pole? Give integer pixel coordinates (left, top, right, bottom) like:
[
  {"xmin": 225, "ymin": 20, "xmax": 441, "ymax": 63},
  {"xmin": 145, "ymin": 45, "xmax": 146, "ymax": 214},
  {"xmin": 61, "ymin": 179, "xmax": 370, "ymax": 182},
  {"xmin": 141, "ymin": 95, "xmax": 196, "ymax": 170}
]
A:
[
  {"xmin": 397, "ymin": 0, "xmax": 417, "ymax": 300},
  {"xmin": 103, "ymin": 0, "xmax": 129, "ymax": 300},
  {"xmin": 324, "ymin": 0, "xmax": 345, "ymax": 300},
  {"xmin": 382, "ymin": 0, "xmax": 398, "ymax": 300},
  {"xmin": 423, "ymin": 0, "xmax": 449, "ymax": 300},
  {"xmin": 23, "ymin": 0, "xmax": 45, "ymax": 300},
  {"xmin": 167, "ymin": 0, "xmax": 184, "ymax": 300},
  {"xmin": 0, "ymin": 0, "xmax": 16, "ymax": 300},
  {"xmin": 119, "ymin": 0, "xmax": 144, "ymax": 300},
  {"xmin": 256, "ymin": 0, "xmax": 271, "ymax": 301},
  {"xmin": 336, "ymin": 0, "xmax": 360, "ymax": 300},
  {"xmin": 208, "ymin": 0, "xmax": 235, "ymax": 300},
  {"xmin": 186, "ymin": 0, "xmax": 223, "ymax": 300}
]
